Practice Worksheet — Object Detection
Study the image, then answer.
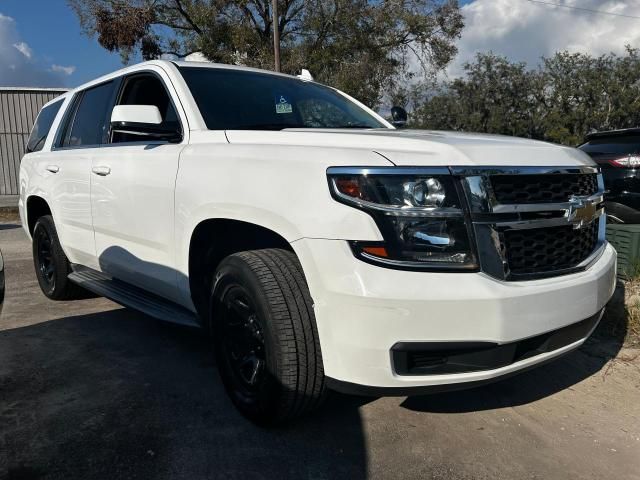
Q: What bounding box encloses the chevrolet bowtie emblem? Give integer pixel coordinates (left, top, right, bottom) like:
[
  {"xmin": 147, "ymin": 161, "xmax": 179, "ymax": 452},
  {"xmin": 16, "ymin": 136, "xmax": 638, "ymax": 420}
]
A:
[{"xmin": 567, "ymin": 196, "xmax": 597, "ymax": 229}]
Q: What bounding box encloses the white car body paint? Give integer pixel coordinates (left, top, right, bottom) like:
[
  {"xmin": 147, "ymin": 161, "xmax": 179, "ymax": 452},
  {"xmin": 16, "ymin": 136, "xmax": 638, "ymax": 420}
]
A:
[
  {"xmin": 111, "ymin": 104, "xmax": 163, "ymax": 125},
  {"xmin": 19, "ymin": 60, "xmax": 616, "ymax": 392}
]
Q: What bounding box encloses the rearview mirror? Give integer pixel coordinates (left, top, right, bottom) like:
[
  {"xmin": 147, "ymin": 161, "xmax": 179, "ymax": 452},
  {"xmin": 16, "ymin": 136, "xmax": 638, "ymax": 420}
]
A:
[
  {"xmin": 391, "ymin": 106, "xmax": 408, "ymax": 128},
  {"xmin": 110, "ymin": 105, "xmax": 181, "ymax": 143}
]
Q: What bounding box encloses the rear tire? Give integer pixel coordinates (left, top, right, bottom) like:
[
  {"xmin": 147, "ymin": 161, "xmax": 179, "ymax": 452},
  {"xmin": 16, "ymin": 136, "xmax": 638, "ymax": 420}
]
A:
[
  {"xmin": 211, "ymin": 248, "xmax": 326, "ymax": 425},
  {"xmin": 32, "ymin": 215, "xmax": 85, "ymax": 300}
]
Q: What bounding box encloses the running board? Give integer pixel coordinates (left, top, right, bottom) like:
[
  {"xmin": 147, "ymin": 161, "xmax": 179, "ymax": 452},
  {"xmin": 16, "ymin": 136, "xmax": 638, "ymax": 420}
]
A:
[{"xmin": 68, "ymin": 267, "xmax": 201, "ymax": 328}]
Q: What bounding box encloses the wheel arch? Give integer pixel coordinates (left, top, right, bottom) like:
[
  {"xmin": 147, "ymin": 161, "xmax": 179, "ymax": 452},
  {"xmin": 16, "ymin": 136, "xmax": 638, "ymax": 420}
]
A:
[
  {"xmin": 187, "ymin": 217, "xmax": 298, "ymax": 322},
  {"xmin": 25, "ymin": 195, "xmax": 53, "ymax": 235}
]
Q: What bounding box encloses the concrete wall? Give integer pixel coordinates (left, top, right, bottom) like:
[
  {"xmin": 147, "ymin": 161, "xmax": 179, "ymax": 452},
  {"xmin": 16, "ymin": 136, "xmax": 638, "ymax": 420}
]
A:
[{"xmin": 0, "ymin": 88, "xmax": 67, "ymax": 201}]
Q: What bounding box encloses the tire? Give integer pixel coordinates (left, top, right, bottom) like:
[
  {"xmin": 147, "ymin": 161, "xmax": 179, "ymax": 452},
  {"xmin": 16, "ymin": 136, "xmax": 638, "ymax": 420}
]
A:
[
  {"xmin": 211, "ymin": 248, "xmax": 326, "ymax": 425},
  {"xmin": 32, "ymin": 215, "xmax": 85, "ymax": 300}
]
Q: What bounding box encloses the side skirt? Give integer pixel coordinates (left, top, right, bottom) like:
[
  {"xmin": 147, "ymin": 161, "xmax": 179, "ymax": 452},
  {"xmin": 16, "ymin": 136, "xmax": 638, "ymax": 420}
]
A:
[{"xmin": 68, "ymin": 265, "xmax": 201, "ymax": 328}]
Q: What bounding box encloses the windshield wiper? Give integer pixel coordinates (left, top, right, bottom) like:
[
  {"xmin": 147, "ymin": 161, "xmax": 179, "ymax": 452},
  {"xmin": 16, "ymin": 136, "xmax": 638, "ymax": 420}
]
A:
[{"xmin": 334, "ymin": 124, "xmax": 375, "ymax": 129}]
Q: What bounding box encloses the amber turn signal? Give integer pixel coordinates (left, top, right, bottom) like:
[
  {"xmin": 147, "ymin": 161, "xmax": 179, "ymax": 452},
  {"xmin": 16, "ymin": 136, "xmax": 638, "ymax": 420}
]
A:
[
  {"xmin": 362, "ymin": 246, "xmax": 389, "ymax": 258},
  {"xmin": 335, "ymin": 178, "xmax": 361, "ymax": 198}
]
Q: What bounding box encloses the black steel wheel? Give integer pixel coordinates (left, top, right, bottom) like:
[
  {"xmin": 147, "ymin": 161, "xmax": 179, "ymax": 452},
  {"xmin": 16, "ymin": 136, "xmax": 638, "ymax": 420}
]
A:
[
  {"xmin": 218, "ymin": 284, "xmax": 267, "ymax": 404},
  {"xmin": 32, "ymin": 215, "xmax": 84, "ymax": 300},
  {"xmin": 35, "ymin": 224, "xmax": 55, "ymax": 291},
  {"xmin": 211, "ymin": 249, "xmax": 326, "ymax": 425}
]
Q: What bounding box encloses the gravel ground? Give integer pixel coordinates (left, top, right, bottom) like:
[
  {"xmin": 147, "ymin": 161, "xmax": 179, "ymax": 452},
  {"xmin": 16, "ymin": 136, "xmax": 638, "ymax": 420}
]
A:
[{"xmin": 0, "ymin": 222, "xmax": 638, "ymax": 480}]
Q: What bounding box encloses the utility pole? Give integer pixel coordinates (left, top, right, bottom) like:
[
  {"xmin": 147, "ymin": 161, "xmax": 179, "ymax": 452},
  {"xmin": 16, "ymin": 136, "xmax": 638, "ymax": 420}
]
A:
[{"xmin": 272, "ymin": 0, "xmax": 281, "ymax": 72}]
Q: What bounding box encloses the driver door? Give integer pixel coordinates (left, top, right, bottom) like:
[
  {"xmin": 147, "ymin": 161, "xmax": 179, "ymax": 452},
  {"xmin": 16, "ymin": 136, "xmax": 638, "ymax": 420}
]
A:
[{"xmin": 89, "ymin": 68, "xmax": 188, "ymax": 303}]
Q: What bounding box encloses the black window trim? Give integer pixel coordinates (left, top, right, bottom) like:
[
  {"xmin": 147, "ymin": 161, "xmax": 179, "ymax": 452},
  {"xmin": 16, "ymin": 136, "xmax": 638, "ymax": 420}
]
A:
[
  {"xmin": 105, "ymin": 70, "xmax": 185, "ymax": 147},
  {"xmin": 52, "ymin": 78, "xmax": 121, "ymax": 151},
  {"xmin": 52, "ymin": 92, "xmax": 81, "ymax": 150}
]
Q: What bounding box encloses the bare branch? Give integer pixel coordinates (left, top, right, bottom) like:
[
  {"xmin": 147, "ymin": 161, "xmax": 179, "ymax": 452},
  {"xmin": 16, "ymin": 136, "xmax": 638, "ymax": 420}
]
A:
[{"xmin": 172, "ymin": 0, "xmax": 203, "ymax": 35}]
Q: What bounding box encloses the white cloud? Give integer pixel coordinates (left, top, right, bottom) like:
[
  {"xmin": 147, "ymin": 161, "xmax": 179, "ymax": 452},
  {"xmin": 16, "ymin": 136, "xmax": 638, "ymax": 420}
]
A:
[
  {"xmin": 50, "ymin": 64, "xmax": 76, "ymax": 76},
  {"xmin": 450, "ymin": 0, "xmax": 640, "ymax": 76},
  {"xmin": 0, "ymin": 13, "xmax": 68, "ymax": 87},
  {"xmin": 12, "ymin": 41, "xmax": 32, "ymax": 59}
]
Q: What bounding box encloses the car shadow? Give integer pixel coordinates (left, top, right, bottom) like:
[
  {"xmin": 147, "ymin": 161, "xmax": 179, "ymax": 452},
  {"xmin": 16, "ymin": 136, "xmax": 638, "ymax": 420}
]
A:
[
  {"xmin": 0, "ymin": 310, "xmax": 370, "ymax": 479},
  {"xmin": 0, "ymin": 224, "xmax": 21, "ymax": 231},
  {"xmin": 2, "ymin": 244, "xmax": 627, "ymax": 478}
]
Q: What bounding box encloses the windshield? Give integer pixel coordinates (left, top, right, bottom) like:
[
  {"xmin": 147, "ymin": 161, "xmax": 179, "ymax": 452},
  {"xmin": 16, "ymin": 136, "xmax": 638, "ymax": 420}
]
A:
[
  {"xmin": 579, "ymin": 135, "xmax": 640, "ymax": 157},
  {"xmin": 179, "ymin": 66, "xmax": 387, "ymax": 131}
]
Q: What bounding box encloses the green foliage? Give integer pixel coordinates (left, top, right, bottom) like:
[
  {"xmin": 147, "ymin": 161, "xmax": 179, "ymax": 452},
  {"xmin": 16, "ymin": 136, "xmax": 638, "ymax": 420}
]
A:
[
  {"xmin": 413, "ymin": 48, "xmax": 640, "ymax": 146},
  {"xmin": 67, "ymin": 0, "xmax": 464, "ymax": 108}
]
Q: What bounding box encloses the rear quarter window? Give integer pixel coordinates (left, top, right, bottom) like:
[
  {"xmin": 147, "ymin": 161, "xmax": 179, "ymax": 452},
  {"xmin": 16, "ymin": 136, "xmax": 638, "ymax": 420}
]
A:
[
  {"xmin": 61, "ymin": 81, "xmax": 116, "ymax": 148},
  {"xmin": 25, "ymin": 99, "xmax": 64, "ymax": 153}
]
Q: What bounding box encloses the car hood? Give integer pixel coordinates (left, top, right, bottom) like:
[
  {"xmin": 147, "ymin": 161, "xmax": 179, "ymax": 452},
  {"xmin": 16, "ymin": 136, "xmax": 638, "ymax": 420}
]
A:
[{"xmin": 224, "ymin": 129, "xmax": 594, "ymax": 167}]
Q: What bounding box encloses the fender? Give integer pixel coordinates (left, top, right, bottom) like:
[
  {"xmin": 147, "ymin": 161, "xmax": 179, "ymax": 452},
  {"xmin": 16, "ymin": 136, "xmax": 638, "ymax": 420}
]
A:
[{"xmin": 173, "ymin": 142, "xmax": 390, "ymax": 306}]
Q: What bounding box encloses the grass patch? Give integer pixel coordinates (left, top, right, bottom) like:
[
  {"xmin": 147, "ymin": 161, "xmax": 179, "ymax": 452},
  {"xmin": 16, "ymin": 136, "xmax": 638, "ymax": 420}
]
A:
[
  {"xmin": 596, "ymin": 278, "xmax": 640, "ymax": 348},
  {"xmin": 619, "ymin": 276, "xmax": 640, "ymax": 347},
  {"xmin": 0, "ymin": 207, "xmax": 20, "ymax": 222}
]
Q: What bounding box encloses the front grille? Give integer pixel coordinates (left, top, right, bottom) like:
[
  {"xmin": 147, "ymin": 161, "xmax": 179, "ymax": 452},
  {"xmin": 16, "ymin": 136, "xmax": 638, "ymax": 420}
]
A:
[
  {"xmin": 501, "ymin": 222, "xmax": 599, "ymax": 277},
  {"xmin": 491, "ymin": 173, "xmax": 598, "ymax": 204}
]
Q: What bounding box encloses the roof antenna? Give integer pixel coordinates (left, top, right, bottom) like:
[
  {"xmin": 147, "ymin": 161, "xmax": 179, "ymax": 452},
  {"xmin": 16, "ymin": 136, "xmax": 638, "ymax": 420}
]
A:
[{"xmin": 298, "ymin": 69, "xmax": 314, "ymax": 81}]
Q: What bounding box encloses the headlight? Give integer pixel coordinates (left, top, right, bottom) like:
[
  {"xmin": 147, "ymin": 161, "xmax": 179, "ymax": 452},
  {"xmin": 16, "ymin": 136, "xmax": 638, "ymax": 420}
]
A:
[
  {"xmin": 327, "ymin": 167, "xmax": 478, "ymax": 271},
  {"xmin": 403, "ymin": 178, "xmax": 446, "ymax": 207}
]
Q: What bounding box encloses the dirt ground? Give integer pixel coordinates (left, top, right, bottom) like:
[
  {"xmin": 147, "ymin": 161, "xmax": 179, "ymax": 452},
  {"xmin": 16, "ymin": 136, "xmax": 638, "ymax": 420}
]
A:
[{"xmin": 0, "ymin": 221, "xmax": 639, "ymax": 480}]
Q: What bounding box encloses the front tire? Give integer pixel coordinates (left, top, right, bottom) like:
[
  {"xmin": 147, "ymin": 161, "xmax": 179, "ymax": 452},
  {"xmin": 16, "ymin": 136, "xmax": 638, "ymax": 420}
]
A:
[
  {"xmin": 32, "ymin": 215, "xmax": 84, "ymax": 300},
  {"xmin": 211, "ymin": 249, "xmax": 326, "ymax": 425}
]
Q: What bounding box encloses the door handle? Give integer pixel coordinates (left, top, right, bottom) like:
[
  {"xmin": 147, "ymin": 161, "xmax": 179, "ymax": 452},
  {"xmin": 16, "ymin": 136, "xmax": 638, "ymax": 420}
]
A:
[
  {"xmin": 45, "ymin": 165, "xmax": 59, "ymax": 173},
  {"xmin": 92, "ymin": 166, "xmax": 111, "ymax": 176}
]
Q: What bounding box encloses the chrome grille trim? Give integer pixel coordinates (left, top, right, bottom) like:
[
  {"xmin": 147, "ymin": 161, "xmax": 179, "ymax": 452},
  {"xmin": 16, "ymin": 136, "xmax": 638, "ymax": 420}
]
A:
[
  {"xmin": 457, "ymin": 166, "xmax": 606, "ymax": 281},
  {"xmin": 460, "ymin": 173, "xmax": 604, "ymax": 216},
  {"xmin": 490, "ymin": 196, "xmax": 603, "ymax": 214},
  {"xmin": 450, "ymin": 165, "xmax": 599, "ymax": 176},
  {"xmin": 476, "ymin": 208, "xmax": 604, "ymax": 230}
]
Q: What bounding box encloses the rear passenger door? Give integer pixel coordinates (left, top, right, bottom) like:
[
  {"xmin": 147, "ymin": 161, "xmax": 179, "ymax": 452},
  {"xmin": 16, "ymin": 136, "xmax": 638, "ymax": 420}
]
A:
[
  {"xmin": 47, "ymin": 81, "xmax": 117, "ymax": 268},
  {"xmin": 90, "ymin": 68, "xmax": 188, "ymax": 303}
]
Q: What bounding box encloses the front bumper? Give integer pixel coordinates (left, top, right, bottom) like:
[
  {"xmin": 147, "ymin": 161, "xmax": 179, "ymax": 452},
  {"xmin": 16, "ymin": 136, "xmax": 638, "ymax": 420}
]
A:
[{"xmin": 291, "ymin": 239, "xmax": 617, "ymax": 392}]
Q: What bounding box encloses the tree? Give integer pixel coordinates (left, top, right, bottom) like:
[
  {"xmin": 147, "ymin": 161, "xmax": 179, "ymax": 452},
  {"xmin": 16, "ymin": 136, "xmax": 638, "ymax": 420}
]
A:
[
  {"xmin": 413, "ymin": 48, "xmax": 640, "ymax": 146},
  {"xmin": 540, "ymin": 49, "xmax": 640, "ymax": 144},
  {"xmin": 68, "ymin": 0, "xmax": 464, "ymax": 107},
  {"xmin": 414, "ymin": 53, "xmax": 544, "ymax": 138}
]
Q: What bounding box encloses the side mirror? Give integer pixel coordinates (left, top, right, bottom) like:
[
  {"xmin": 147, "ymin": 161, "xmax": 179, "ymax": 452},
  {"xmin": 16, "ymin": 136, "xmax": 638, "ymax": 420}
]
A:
[
  {"xmin": 391, "ymin": 106, "xmax": 408, "ymax": 128},
  {"xmin": 110, "ymin": 105, "xmax": 181, "ymax": 142}
]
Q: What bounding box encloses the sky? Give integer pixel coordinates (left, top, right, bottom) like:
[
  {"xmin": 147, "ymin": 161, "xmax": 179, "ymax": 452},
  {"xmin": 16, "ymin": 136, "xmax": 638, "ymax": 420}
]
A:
[
  {"xmin": 449, "ymin": 0, "xmax": 640, "ymax": 76},
  {"xmin": 0, "ymin": 0, "xmax": 122, "ymax": 88},
  {"xmin": 0, "ymin": 0, "xmax": 640, "ymax": 88}
]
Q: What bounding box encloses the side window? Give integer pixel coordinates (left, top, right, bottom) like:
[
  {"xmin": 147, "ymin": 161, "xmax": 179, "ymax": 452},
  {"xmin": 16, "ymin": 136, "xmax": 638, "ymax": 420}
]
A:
[
  {"xmin": 63, "ymin": 81, "xmax": 115, "ymax": 147},
  {"xmin": 111, "ymin": 74, "xmax": 180, "ymax": 143},
  {"xmin": 26, "ymin": 99, "xmax": 63, "ymax": 153}
]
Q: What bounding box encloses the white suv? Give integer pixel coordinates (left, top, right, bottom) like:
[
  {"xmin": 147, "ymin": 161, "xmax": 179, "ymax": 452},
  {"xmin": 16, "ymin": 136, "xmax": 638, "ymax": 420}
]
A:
[{"xmin": 19, "ymin": 60, "xmax": 616, "ymax": 424}]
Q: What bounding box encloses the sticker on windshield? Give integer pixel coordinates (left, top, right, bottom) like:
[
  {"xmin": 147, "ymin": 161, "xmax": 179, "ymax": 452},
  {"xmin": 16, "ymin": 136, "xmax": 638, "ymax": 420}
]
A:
[{"xmin": 275, "ymin": 94, "xmax": 293, "ymax": 114}]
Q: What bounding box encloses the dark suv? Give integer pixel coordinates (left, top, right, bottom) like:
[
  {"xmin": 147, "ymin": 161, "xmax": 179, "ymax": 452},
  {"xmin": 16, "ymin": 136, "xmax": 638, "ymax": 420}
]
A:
[{"xmin": 579, "ymin": 128, "xmax": 640, "ymax": 223}]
